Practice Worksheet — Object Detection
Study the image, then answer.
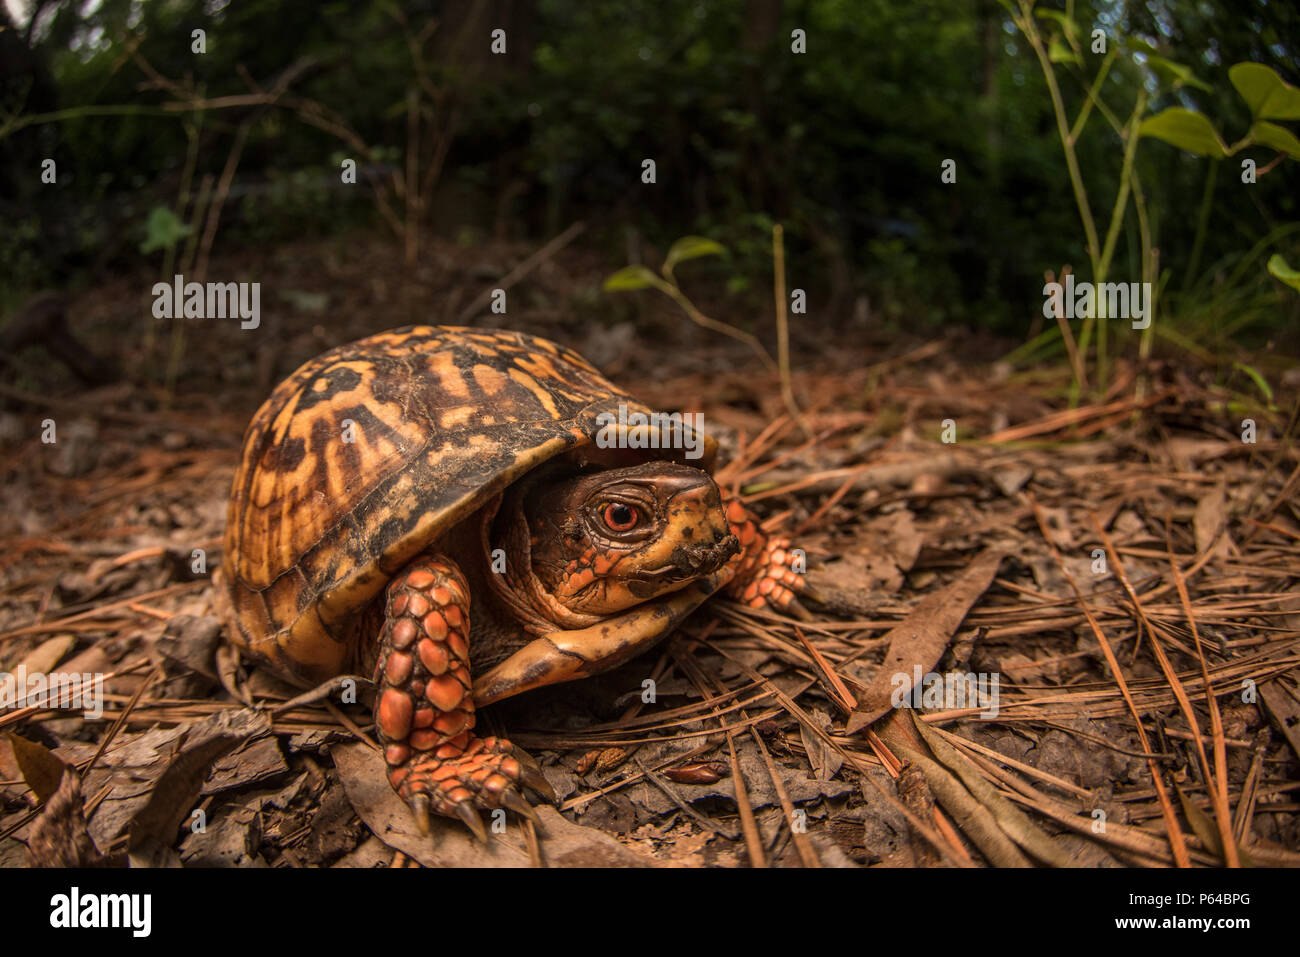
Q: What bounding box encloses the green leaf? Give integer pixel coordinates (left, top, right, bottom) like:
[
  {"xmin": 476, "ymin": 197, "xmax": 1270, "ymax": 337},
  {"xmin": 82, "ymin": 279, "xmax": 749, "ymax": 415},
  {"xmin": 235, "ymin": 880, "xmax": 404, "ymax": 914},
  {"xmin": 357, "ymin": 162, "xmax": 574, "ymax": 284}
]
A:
[
  {"xmin": 1121, "ymin": 35, "xmax": 1159, "ymax": 56},
  {"xmin": 1267, "ymin": 253, "xmax": 1300, "ymax": 293},
  {"xmin": 1034, "ymin": 9, "xmax": 1069, "ymax": 27},
  {"xmin": 1146, "ymin": 55, "xmax": 1212, "ymax": 93},
  {"xmin": 1251, "ymin": 121, "xmax": 1300, "ymax": 160},
  {"xmin": 1048, "ymin": 32, "xmax": 1080, "ymax": 66},
  {"xmin": 1035, "ymin": 9, "xmax": 1078, "ymax": 46},
  {"xmin": 663, "ymin": 236, "xmax": 727, "ymax": 272},
  {"xmin": 1234, "ymin": 362, "xmax": 1274, "ymax": 403},
  {"xmin": 1229, "ymin": 63, "xmax": 1300, "ymax": 121},
  {"xmin": 603, "ymin": 265, "xmax": 663, "ymax": 292},
  {"xmin": 139, "ymin": 206, "xmax": 192, "ymax": 254},
  {"xmin": 1138, "ymin": 108, "xmax": 1228, "ymax": 158}
]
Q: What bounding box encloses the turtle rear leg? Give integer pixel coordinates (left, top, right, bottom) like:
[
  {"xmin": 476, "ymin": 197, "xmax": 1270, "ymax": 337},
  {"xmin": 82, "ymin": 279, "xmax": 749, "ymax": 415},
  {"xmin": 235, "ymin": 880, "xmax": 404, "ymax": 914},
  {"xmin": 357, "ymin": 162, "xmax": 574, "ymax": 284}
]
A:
[
  {"xmin": 722, "ymin": 498, "xmax": 811, "ymax": 614},
  {"xmin": 374, "ymin": 552, "xmax": 553, "ymax": 838}
]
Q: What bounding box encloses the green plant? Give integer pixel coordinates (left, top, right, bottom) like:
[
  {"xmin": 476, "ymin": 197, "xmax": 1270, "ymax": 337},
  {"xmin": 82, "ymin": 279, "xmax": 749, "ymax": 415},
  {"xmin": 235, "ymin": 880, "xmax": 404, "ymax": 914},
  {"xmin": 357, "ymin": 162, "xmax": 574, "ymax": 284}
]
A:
[
  {"xmin": 1268, "ymin": 253, "xmax": 1300, "ymax": 294},
  {"xmin": 1142, "ymin": 64, "xmax": 1300, "ymax": 162},
  {"xmin": 1003, "ymin": 1, "xmax": 1299, "ymax": 397},
  {"xmin": 603, "ymin": 232, "xmax": 805, "ymax": 430},
  {"xmin": 604, "ymin": 235, "xmax": 772, "ymax": 362},
  {"xmin": 1004, "ymin": 1, "xmax": 1161, "ymax": 396}
]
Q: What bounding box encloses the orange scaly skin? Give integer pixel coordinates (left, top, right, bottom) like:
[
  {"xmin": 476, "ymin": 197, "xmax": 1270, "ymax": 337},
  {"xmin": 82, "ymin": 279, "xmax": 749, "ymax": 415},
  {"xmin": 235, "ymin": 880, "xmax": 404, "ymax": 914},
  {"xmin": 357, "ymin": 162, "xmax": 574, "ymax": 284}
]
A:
[
  {"xmin": 556, "ymin": 545, "xmax": 614, "ymax": 596},
  {"xmin": 375, "ymin": 554, "xmax": 525, "ymax": 817},
  {"xmin": 722, "ymin": 498, "xmax": 806, "ymax": 611}
]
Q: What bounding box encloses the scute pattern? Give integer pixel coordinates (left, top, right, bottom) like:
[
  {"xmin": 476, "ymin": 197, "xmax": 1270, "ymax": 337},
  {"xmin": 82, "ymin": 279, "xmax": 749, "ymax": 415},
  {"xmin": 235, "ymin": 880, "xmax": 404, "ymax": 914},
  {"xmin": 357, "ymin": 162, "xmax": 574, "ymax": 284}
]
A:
[{"xmin": 221, "ymin": 325, "xmax": 654, "ymax": 684}]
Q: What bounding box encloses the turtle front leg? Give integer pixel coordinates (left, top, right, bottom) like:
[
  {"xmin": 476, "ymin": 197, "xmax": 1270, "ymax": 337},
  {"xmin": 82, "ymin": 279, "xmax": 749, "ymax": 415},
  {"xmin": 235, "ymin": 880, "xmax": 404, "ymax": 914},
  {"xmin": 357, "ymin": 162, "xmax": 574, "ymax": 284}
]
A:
[
  {"xmin": 721, "ymin": 498, "xmax": 809, "ymax": 614},
  {"xmin": 374, "ymin": 552, "xmax": 553, "ymax": 839}
]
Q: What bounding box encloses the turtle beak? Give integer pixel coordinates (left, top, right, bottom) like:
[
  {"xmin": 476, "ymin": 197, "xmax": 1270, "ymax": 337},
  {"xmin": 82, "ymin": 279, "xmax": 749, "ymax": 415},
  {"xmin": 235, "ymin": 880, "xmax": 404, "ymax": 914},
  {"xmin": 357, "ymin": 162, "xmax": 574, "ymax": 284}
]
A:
[
  {"xmin": 658, "ymin": 481, "xmax": 739, "ymax": 578},
  {"xmin": 674, "ymin": 533, "xmax": 739, "ymax": 576}
]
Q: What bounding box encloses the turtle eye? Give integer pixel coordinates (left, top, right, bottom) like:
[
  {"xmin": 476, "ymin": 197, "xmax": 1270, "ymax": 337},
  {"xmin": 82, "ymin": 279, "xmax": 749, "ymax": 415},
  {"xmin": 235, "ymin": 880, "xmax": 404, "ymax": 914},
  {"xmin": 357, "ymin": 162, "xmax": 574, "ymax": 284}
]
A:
[{"xmin": 602, "ymin": 502, "xmax": 639, "ymax": 532}]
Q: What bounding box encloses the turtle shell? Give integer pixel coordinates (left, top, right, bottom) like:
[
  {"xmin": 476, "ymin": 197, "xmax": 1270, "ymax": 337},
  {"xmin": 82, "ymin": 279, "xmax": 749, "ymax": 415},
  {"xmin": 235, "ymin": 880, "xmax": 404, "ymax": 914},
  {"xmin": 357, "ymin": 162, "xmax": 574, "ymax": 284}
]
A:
[{"xmin": 220, "ymin": 325, "xmax": 718, "ymax": 686}]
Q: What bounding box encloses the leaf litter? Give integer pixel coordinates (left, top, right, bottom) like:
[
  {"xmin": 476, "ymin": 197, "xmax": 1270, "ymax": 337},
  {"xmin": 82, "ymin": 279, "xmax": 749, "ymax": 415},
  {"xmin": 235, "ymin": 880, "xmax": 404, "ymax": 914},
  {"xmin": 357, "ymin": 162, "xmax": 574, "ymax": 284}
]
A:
[{"xmin": 1, "ymin": 237, "xmax": 1297, "ymax": 868}]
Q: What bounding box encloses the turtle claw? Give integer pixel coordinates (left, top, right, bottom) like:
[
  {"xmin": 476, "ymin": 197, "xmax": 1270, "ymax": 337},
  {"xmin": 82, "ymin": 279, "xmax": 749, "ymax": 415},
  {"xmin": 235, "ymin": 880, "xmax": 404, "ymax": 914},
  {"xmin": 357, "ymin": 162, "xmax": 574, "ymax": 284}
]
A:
[
  {"xmin": 785, "ymin": 596, "xmax": 815, "ymax": 621},
  {"xmin": 391, "ymin": 737, "xmax": 550, "ymax": 837},
  {"xmin": 456, "ymin": 802, "xmax": 488, "ymax": 843},
  {"xmin": 799, "ymin": 582, "xmax": 824, "ymax": 605},
  {"xmin": 502, "ymin": 789, "xmax": 541, "ymax": 826},
  {"xmin": 411, "ymin": 793, "xmax": 433, "ymax": 837},
  {"xmin": 518, "ymin": 760, "xmax": 557, "ymax": 804}
]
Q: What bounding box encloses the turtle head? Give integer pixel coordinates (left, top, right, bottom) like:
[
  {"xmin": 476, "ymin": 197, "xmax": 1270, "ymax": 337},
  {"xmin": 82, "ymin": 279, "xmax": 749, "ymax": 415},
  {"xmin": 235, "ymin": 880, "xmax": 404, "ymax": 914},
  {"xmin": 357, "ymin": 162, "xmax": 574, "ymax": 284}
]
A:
[{"xmin": 522, "ymin": 460, "xmax": 739, "ymax": 616}]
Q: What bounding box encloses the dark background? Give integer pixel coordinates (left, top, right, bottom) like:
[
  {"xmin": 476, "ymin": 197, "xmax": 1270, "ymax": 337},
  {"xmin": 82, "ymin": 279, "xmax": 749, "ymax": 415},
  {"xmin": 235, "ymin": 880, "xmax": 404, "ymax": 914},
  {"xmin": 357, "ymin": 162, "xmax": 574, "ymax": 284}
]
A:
[{"xmin": 1, "ymin": 0, "xmax": 1298, "ymax": 370}]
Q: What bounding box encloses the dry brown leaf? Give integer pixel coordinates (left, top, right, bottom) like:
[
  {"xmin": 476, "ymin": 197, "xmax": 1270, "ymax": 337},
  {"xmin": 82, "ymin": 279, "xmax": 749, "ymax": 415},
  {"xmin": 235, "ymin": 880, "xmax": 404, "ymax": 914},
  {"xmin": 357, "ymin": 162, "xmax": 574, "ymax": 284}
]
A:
[
  {"xmin": 799, "ymin": 707, "xmax": 843, "ymax": 781},
  {"xmin": 909, "ymin": 713, "xmax": 1075, "ymax": 867},
  {"xmin": 1173, "ymin": 783, "xmax": 1252, "ymax": 867},
  {"xmin": 15, "ymin": 635, "xmax": 78, "ymax": 676},
  {"xmin": 847, "ymin": 547, "xmax": 1005, "ymax": 733},
  {"xmin": 8, "ymin": 733, "xmax": 68, "ymax": 805},
  {"xmin": 884, "ymin": 734, "xmax": 1031, "ymax": 867},
  {"xmin": 80, "ymin": 707, "xmax": 272, "ymax": 851},
  {"xmin": 1259, "ymin": 680, "xmax": 1300, "ymax": 764},
  {"xmin": 1195, "ymin": 483, "xmax": 1233, "ymax": 560}
]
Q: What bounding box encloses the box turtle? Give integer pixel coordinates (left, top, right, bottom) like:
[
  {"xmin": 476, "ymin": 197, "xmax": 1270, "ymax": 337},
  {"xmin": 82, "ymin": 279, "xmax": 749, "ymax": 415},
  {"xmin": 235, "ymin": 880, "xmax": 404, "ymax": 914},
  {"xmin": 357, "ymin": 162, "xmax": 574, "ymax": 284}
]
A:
[{"xmin": 218, "ymin": 325, "xmax": 806, "ymax": 837}]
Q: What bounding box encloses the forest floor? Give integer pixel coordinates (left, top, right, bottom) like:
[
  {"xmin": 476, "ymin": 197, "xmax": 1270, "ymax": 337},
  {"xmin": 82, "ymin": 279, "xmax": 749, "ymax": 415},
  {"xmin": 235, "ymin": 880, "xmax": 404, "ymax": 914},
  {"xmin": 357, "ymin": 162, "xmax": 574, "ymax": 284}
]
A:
[{"xmin": 1, "ymin": 232, "xmax": 1298, "ymax": 868}]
